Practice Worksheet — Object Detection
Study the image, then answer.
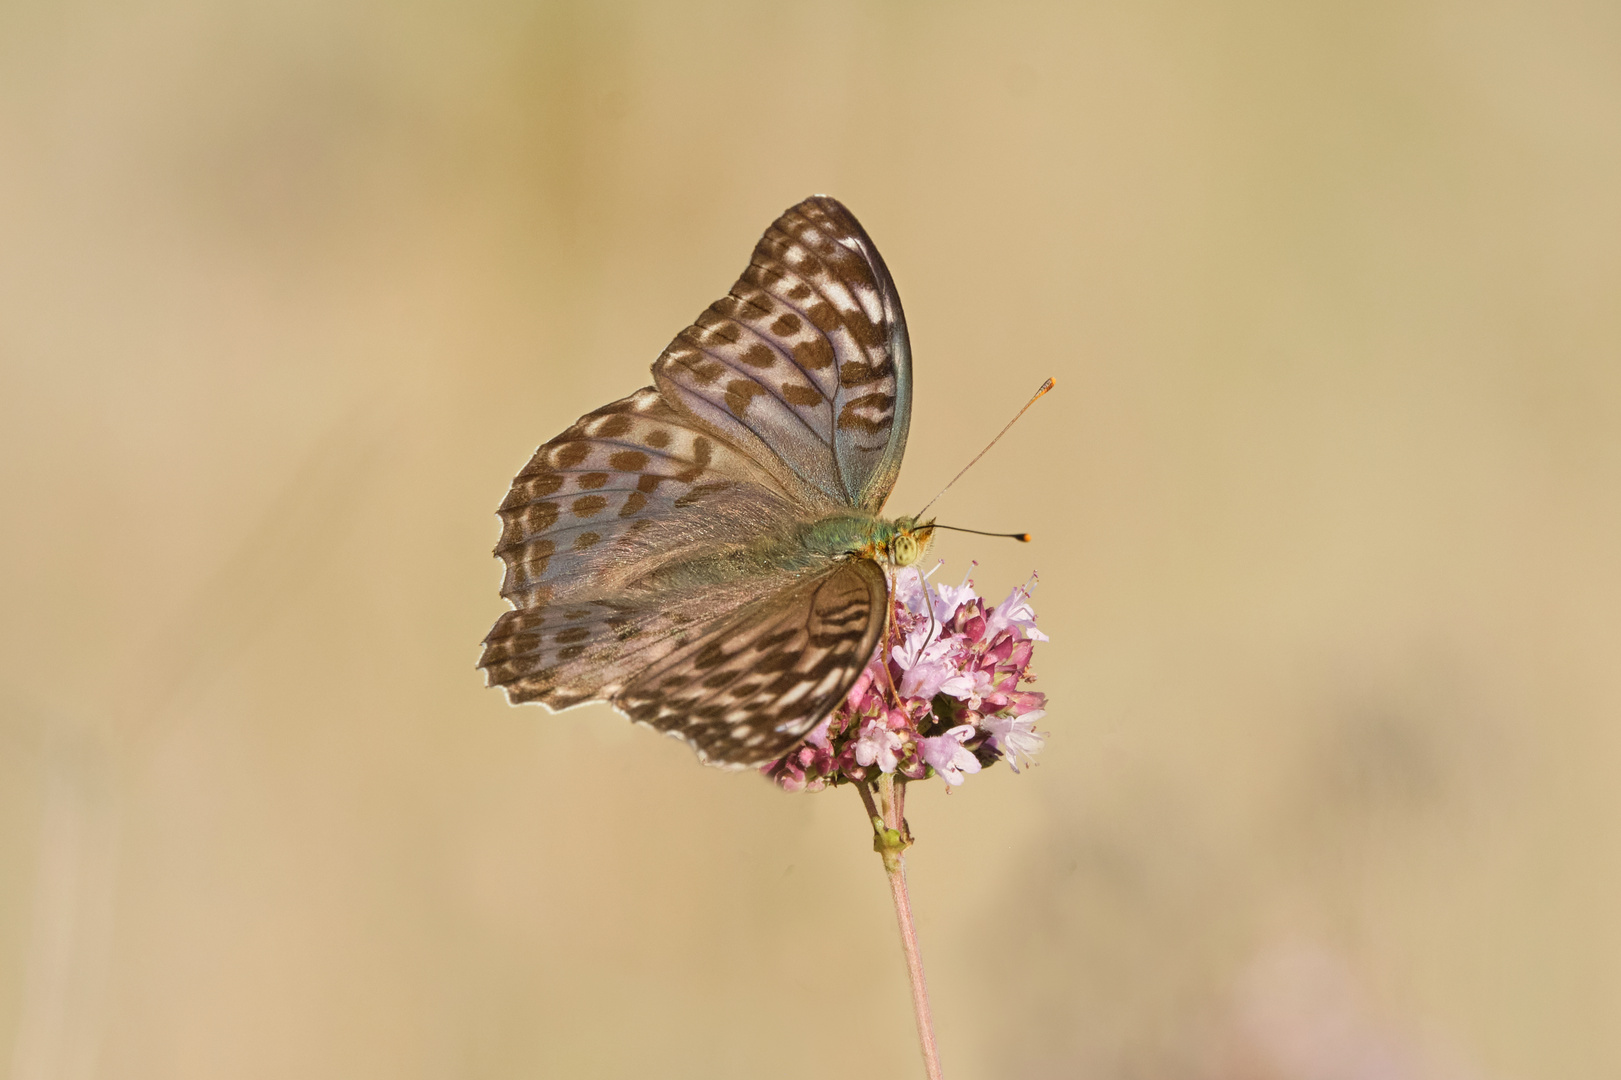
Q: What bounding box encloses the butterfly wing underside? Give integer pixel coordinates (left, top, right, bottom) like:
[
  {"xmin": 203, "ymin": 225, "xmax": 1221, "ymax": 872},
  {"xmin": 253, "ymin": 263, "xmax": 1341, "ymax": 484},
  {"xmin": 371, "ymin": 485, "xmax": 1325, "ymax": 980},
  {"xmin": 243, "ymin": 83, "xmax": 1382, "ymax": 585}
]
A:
[
  {"xmin": 617, "ymin": 558, "xmax": 888, "ymax": 765},
  {"xmin": 481, "ymin": 196, "xmax": 911, "ymax": 767},
  {"xmin": 652, "ymin": 195, "xmax": 912, "ymax": 512}
]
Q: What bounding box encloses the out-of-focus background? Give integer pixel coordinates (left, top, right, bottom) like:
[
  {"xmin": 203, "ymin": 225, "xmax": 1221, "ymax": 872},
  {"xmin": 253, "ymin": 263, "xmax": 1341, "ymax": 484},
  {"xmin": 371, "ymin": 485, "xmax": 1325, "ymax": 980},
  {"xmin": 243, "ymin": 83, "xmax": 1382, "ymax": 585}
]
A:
[{"xmin": 3, "ymin": 2, "xmax": 1618, "ymax": 1077}]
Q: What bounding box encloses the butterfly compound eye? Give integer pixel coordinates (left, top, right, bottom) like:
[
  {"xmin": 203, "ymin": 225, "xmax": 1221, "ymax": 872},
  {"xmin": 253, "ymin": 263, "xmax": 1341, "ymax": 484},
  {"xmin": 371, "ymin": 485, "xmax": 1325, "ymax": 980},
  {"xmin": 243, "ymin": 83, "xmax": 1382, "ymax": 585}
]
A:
[{"xmin": 892, "ymin": 532, "xmax": 922, "ymax": 567}]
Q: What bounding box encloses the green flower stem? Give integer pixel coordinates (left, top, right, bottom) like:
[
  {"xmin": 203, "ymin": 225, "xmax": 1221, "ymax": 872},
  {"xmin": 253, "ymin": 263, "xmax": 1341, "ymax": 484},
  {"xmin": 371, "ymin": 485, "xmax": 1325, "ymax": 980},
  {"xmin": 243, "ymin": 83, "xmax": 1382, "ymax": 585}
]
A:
[{"xmin": 863, "ymin": 775, "xmax": 943, "ymax": 1080}]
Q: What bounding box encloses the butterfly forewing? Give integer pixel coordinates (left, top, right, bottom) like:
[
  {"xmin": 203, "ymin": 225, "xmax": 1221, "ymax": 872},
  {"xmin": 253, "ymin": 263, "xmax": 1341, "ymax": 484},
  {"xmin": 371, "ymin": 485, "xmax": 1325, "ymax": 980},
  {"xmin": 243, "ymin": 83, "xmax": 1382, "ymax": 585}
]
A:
[
  {"xmin": 490, "ymin": 387, "xmax": 795, "ymax": 608},
  {"xmin": 483, "ymin": 384, "xmax": 809, "ymax": 708},
  {"xmin": 653, "ymin": 197, "xmax": 911, "ymax": 513},
  {"xmin": 616, "ymin": 560, "xmax": 889, "ymax": 766}
]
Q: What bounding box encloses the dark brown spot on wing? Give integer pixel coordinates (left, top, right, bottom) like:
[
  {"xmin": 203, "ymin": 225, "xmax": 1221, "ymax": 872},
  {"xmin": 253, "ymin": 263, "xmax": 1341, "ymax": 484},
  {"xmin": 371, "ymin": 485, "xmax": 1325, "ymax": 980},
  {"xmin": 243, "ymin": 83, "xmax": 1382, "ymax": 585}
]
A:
[
  {"xmin": 702, "ymin": 669, "xmax": 741, "ymax": 690},
  {"xmin": 754, "ymin": 628, "xmax": 798, "ymax": 650},
  {"xmin": 754, "ymin": 650, "xmax": 798, "ymax": 673},
  {"xmin": 840, "ymin": 360, "xmax": 885, "ymax": 387},
  {"xmin": 578, "ymin": 472, "xmax": 609, "ymax": 489},
  {"xmin": 794, "ymin": 338, "xmax": 835, "ymax": 370},
  {"xmin": 506, "ymin": 537, "xmax": 554, "ymax": 565},
  {"xmin": 725, "ymin": 379, "xmax": 765, "ymax": 415},
  {"xmin": 670, "ymin": 348, "xmax": 728, "ymax": 385},
  {"xmin": 497, "ymin": 505, "xmax": 558, "ymax": 550},
  {"xmin": 609, "ymin": 450, "xmax": 649, "ymax": 471},
  {"xmin": 781, "ymin": 382, "xmax": 824, "ymax": 407},
  {"xmin": 510, "ymin": 467, "xmax": 563, "ymax": 492},
  {"xmin": 837, "ymin": 410, "xmax": 888, "ymax": 435},
  {"xmin": 692, "ymin": 641, "xmax": 729, "ymax": 670},
  {"xmin": 806, "ymin": 303, "xmax": 839, "ymax": 333},
  {"xmin": 571, "ymin": 495, "xmax": 608, "ymax": 517},
  {"xmin": 522, "ymin": 584, "xmax": 554, "ymax": 605},
  {"xmin": 515, "ymin": 552, "xmax": 550, "ymax": 582},
  {"xmin": 843, "ymin": 305, "xmax": 885, "ymax": 347},
  {"xmin": 696, "ymin": 311, "xmax": 743, "ymax": 343}
]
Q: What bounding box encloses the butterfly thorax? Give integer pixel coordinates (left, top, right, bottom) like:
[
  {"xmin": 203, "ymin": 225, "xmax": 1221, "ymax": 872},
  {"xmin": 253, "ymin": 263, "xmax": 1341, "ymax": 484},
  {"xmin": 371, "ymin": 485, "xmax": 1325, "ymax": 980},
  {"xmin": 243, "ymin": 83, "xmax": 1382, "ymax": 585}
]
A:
[{"xmin": 801, "ymin": 513, "xmax": 934, "ymax": 569}]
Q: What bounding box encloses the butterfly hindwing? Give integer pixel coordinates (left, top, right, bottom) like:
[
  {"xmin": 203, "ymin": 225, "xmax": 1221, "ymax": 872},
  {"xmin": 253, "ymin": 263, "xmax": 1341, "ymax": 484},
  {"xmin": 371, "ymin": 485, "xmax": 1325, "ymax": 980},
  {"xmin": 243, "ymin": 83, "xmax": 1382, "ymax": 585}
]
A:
[
  {"xmin": 653, "ymin": 196, "xmax": 912, "ymax": 513},
  {"xmin": 615, "ymin": 559, "xmax": 889, "ymax": 767},
  {"xmin": 483, "ymin": 558, "xmax": 888, "ymax": 767},
  {"xmin": 482, "ymin": 595, "xmax": 741, "ymax": 711}
]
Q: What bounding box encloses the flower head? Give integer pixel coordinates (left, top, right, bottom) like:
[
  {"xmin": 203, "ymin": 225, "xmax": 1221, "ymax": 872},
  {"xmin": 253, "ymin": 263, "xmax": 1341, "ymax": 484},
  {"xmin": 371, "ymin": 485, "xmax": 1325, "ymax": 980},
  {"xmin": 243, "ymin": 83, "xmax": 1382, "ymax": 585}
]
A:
[{"xmin": 764, "ymin": 564, "xmax": 1049, "ymax": 790}]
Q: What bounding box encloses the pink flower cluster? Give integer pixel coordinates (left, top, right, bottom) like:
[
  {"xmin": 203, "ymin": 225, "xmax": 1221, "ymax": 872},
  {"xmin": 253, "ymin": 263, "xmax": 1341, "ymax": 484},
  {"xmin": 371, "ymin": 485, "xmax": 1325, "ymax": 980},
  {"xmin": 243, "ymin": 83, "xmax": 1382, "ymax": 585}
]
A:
[{"xmin": 764, "ymin": 565, "xmax": 1047, "ymax": 791}]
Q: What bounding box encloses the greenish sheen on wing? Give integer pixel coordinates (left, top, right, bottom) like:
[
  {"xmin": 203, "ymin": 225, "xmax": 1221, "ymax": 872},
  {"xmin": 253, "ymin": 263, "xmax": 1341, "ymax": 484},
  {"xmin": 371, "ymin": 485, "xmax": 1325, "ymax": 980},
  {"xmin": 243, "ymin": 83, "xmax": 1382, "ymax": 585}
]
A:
[{"xmin": 632, "ymin": 513, "xmax": 932, "ymax": 595}]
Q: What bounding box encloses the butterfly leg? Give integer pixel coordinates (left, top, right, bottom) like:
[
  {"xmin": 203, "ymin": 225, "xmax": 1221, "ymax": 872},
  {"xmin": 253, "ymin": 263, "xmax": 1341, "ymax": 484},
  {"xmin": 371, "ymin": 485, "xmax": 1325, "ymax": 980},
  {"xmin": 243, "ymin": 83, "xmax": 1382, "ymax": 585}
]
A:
[{"xmin": 873, "ymin": 567, "xmax": 905, "ymax": 708}]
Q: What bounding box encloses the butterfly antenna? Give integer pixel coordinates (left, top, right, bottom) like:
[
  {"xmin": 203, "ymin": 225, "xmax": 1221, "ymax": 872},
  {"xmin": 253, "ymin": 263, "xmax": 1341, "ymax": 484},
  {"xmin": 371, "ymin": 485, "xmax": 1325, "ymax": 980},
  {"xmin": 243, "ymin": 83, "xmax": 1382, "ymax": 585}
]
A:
[
  {"xmin": 929, "ymin": 524, "xmax": 1031, "ymax": 542},
  {"xmin": 915, "ymin": 377, "xmax": 1054, "ymax": 517}
]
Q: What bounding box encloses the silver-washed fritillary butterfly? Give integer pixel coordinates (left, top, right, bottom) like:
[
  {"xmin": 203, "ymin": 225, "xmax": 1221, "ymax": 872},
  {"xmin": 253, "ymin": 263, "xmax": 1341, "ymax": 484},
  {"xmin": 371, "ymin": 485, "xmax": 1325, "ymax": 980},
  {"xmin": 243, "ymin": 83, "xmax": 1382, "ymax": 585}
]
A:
[{"xmin": 480, "ymin": 196, "xmax": 933, "ymax": 767}]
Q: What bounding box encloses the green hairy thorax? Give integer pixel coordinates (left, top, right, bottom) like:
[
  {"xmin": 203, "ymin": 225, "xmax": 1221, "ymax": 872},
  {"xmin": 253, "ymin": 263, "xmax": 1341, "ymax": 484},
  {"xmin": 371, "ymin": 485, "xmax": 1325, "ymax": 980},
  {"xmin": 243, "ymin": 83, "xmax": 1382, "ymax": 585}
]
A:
[{"xmin": 801, "ymin": 513, "xmax": 935, "ymax": 569}]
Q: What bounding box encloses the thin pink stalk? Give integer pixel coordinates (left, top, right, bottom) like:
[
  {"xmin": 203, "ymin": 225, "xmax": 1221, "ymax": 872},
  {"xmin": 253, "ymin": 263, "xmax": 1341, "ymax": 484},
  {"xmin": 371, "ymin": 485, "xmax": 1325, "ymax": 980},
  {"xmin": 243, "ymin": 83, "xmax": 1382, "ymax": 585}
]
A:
[{"xmin": 864, "ymin": 775, "xmax": 944, "ymax": 1080}]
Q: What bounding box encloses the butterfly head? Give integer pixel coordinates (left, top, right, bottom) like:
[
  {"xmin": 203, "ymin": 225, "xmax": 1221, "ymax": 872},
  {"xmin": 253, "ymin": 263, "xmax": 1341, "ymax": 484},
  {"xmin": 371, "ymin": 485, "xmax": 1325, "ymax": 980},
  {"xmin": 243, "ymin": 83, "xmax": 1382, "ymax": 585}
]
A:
[{"xmin": 885, "ymin": 517, "xmax": 936, "ymax": 568}]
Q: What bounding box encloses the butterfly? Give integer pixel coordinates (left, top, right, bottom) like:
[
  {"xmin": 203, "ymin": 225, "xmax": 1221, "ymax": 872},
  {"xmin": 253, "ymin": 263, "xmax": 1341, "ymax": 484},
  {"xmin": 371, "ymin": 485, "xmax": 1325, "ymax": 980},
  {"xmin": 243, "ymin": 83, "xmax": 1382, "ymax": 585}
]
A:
[{"xmin": 479, "ymin": 196, "xmax": 933, "ymax": 768}]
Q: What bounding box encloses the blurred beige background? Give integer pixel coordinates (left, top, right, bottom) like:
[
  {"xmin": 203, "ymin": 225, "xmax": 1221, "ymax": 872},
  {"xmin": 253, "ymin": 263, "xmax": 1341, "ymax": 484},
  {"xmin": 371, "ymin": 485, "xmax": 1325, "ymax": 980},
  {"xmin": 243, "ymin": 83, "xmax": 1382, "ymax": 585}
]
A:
[{"xmin": 3, "ymin": 1, "xmax": 1618, "ymax": 1077}]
